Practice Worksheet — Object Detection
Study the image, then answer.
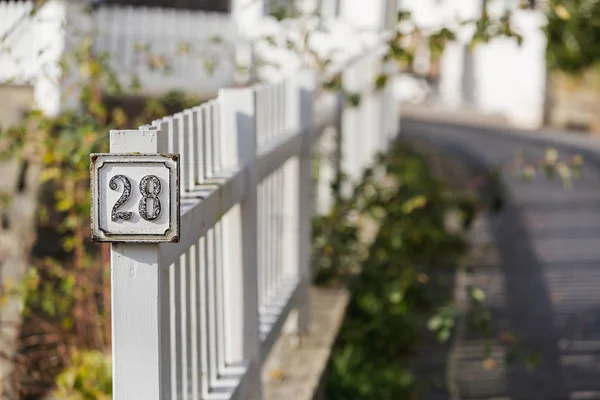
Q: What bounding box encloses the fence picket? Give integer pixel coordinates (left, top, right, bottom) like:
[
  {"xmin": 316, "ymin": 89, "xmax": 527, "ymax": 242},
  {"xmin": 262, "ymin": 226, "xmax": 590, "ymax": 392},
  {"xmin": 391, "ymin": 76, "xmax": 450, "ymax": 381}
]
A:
[
  {"xmin": 171, "ymin": 259, "xmax": 182, "ymax": 399},
  {"xmin": 283, "ymin": 71, "xmax": 315, "ymax": 334},
  {"xmin": 204, "ymin": 105, "xmax": 214, "ymax": 178},
  {"xmin": 198, "ymin": 236, "xmax": 210, "ymax": 397},
  {"xmin": 219, "ymin": 86, "xmax": 262, "ymax": 396},
  {"xmin": 215, "ymin": 221, "xmax": 227, "ymax": 374},
  {"xmin": 188, "ymin": 242, "xmax": 201, "ymax": 400}
]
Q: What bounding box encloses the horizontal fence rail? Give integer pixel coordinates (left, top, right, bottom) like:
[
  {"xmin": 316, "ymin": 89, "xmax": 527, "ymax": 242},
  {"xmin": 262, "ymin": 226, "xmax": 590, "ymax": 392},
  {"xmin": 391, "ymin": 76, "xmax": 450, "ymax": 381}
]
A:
[{"xmin": 109, "ymin": 39, "xmax": 398, "ymax": 399}]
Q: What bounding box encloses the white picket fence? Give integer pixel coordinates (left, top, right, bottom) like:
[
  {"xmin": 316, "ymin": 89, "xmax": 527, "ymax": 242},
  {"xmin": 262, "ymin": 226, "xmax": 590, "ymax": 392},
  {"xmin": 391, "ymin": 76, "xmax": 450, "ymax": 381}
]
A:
[
  {"xmin": 0, "ymin": 0, "xmax": 247, "ymax": 114},
  {"xmin": 92, "ymin": 5, "xmax": 240, "ymax": 97},
  {"xmin": 109, "ymin": 41, "xmax": 398, "ymax": 400},
  {"xmin": 0, "ymin": 0, "xmax": 399, "ymax": 116}
]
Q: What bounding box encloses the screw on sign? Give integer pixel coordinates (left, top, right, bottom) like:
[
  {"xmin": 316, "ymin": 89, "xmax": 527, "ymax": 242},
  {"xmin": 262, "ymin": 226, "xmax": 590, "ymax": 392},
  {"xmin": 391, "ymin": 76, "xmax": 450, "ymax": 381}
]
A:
[{"xmin": 90, "ymin": 153, "xmax": 180, "ymax": 243}]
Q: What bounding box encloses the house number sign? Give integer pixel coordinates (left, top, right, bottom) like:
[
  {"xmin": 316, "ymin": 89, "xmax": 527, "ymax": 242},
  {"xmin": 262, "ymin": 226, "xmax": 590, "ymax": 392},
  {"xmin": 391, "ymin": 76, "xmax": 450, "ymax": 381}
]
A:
[{"xmin": 90, "ymin": 153, "xmax": 180, "ymax": 243}]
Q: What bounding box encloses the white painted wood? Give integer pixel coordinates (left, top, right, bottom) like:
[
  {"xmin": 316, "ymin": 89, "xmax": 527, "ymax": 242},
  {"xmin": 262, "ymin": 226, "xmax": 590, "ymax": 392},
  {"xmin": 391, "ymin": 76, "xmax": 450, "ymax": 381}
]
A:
[
  {"xmin": 204, "ymin": 104, "xmax": 215, "ymax": 178},
  {"xmin": 257, "ymin": 171, "xmax": 266, "ymax": 307},
  {"xmin": 110, "ymin": 128, "xmax": 171, "ymax": 400},
  {"xmin": 256, "ymin": 130, "xmax": 303, "ymax": 181},
  {"xmin": 314, "ymin": 125, "xmax": 337, "ymax": 215},
  {"xmin": 275, "ymin": 83, "xmax": 286, "ymax": 293},
  {"xmin": 266, "ymin": 171, "xmax": 274, "ymax": 304},
  {"xmin": 176, "ymin": 252, "xmax": 192, "ymax": 400},
  {"xmin": 178, "ymin": 111, "xmax": 192, "ymax": 193},
  {"xmin": 183, "ymin": 248, "xmax": 193, "ymax": 399},
  {"xmin": 170, "ymin": 114, "xmax": 180, "ymax": 156},
  {"xmin": 90, "ymin": 5, "xmax": 239, "ymax": 98},
  {"xmin": 256, "ymin": 85, "xmax": 268, "ymax": 309},
  {"xmin": 159, "ymin": 167, "xmax": 247, "ymax": 268},
  {"xmin": 191, "ymin": 108, "xmax": 203, "ymax": 185},
  {"xmin": 340, "ymin": 61, "xmax": 363, "ymax": 190},
  {"xmin": 284, "ymin": 70, "xmax": 316, "ymax": 334},
  {"xmin": 197, "ymin": 235, "xmax": 210, "ymax": 398},
  {"xmin": 260, "ymin": 276, "xmax": 303, "ymax": 358},
  {"xmin": 206, "ymin": 228, "xmax": 219, "ymax": 385},
  {"xmin": 170, "ymin": 259, "xmax": 181, "ymax": 399},
  {"xmin": 265, "ymin": 86, "xmax": 275, "ymax": 306},
  {"xmin": 215, "ymin": 221, "xmax": 227, "ymax": 374},
  {"xmin": 218, "ymin": 86, "xmax": 263, "ymax": 397},
  {"xmin": 213, "ymin": 103, "xmax": 222, "ymax": 173},
  {"xmin": 188, "ymin": 242, "xmax": 201, "ymax": 400},
  {"xmin": 314, "ymin": 89, "xmax": 342, "ymax": 215}
]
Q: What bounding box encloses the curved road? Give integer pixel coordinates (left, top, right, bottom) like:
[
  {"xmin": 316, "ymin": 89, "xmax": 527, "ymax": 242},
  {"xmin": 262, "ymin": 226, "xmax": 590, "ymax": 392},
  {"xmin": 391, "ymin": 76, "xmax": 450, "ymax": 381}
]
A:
[{"xmin": 403, "ymin": 117, "xmax": 600, "ymax": 400}]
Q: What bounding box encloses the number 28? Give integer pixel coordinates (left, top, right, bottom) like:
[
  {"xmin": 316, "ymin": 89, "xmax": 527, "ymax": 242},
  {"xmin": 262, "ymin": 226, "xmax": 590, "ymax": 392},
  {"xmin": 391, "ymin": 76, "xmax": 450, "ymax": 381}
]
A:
[{"xmin": 109, "ymin": 175, "xmax": 162, "ymax": 221}]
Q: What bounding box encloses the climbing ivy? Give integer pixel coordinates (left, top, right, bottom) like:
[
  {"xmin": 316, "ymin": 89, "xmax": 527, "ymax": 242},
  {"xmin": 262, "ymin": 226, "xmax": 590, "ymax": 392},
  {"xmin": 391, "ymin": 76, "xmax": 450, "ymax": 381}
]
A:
[
  {"xmin": 311, "ymin": 144, "xmax": 475, "ymax": 399},
  {"xmin": 313, "ymin": 141, "xmax": 582, "ymax": 399}
]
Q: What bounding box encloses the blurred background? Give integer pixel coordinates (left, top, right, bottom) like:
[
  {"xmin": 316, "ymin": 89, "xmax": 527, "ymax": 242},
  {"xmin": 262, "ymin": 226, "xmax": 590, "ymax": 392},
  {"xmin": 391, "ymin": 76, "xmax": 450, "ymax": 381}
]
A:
[{"xmin": 1, "ymin": 0, "xmax": 599, "ymax": 399}]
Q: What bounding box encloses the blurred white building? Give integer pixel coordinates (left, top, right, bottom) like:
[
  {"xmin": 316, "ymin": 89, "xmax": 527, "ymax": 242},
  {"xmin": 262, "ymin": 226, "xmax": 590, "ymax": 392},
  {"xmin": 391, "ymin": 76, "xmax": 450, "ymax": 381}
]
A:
[
  {"xmin": 398, "ymin": 0, "xmax": 547, "ymax": 129},
  {"xmin": 0, "ymin": 0, "xmax": 397, "ymax": 117}
]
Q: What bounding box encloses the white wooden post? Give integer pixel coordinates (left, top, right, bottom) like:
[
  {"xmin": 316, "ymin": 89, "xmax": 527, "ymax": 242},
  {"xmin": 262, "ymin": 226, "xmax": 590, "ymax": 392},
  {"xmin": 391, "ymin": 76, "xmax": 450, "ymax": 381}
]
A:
[
  {"xmin": 284, "ymin": 71, "xmax": 316, "ymax": 334},
  {"xmin": 218, "ymin": 87, "xmax": 263, "ymax": 397},
  {"xmin": 340, "ymin": 62, "xmax": 363, "ymax": 195},
  {"xmin": 314, "ymin": 90, "xmax": 343, "ymax": 215},
  {"xmin": 110, "ymin": 128, "xmax": 171, "ymax": 400},
  {"xmin": 362, "ymin": 55, "xmax": 378, "ymax": 168},
  {"xmin": 314, "ymin": 124, "xmax": 336, "ymax": 215}
]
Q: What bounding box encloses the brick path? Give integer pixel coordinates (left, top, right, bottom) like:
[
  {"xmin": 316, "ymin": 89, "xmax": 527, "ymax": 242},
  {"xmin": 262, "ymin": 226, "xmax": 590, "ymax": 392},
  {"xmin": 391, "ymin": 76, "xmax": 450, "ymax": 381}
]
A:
[{"xmin": 404, "ymin": 117, "xmax": 600, "ymax": 400}]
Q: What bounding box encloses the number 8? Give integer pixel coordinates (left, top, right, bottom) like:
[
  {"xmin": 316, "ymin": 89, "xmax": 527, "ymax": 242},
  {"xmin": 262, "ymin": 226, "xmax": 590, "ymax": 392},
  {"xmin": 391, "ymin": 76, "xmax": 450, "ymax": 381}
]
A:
[{"xmin": 139, "ymin": 175, "xmax": 162, "ymax": 221}]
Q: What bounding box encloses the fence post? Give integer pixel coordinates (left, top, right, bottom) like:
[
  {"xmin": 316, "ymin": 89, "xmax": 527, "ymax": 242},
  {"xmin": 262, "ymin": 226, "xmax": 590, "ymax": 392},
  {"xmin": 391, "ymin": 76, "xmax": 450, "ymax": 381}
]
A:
[
  {"xmin": 218, "ymin": 87, "xmax": 263, "ymax": 397},
  {"xmin": 110, "ymin": 128, "xmax": 171, "ymax": 400},
  {"xmin": 284, "ymin": 70, "xmax": 316, "ymax": 334}
]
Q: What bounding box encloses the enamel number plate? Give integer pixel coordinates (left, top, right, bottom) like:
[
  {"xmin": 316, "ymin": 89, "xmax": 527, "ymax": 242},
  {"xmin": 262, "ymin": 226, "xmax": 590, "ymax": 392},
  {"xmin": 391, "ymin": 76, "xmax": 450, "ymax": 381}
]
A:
[{"xmin": 90, "ymin": 153, "xmax": 180, "ymax": 243}]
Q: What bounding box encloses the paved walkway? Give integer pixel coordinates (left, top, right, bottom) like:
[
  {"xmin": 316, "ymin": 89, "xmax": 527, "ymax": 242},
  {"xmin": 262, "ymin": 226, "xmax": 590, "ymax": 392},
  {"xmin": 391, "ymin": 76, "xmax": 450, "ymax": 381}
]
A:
[{"xmin": 403, "ymin": 117, "xmax": 600, "ymax": 400}]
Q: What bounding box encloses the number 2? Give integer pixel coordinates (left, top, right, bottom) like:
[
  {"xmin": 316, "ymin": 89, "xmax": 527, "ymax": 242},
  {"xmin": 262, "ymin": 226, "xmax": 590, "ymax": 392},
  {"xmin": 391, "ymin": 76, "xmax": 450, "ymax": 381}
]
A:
[
  {"xmin": 109, "ymin": 174, "xmax": 163, "ymax": 221},
  {"xmin": 109, "ymin": 175, "xmax": 133, "ymax": 221}
]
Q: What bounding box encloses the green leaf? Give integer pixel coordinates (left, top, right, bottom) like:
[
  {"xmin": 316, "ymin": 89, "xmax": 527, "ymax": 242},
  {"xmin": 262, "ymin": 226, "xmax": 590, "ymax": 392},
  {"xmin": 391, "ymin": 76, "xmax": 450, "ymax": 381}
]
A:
[
  {"xmin": 525, "ymin": 352, "xmax": 541, "ymax": 371},
  {"xmin": 345, "ymin": 92, "xmax": 361, "ymax": 107},
  {"xmin": 470, "ymin": 287, "xmax": 486, "ymax": 302},
  {"xmin": 397, "ymin": 10, "xmax": 411, "ymax": 22},
  {"xmin": 374, "ymin": 74, "xmax": 389, "ymax": 91},
  {"xmin": 129, "ymin": 74, "xmax": 142, "ymax": 92},
  {"xmin": 428, "ymin": 316, "xmax": 443, "ymax": 331},
  {"xmin": 264, "ymin": 35, "xmax": 277, "ymax": 47}
]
